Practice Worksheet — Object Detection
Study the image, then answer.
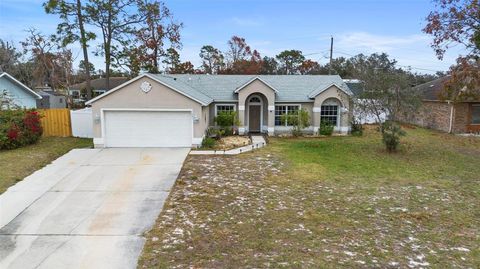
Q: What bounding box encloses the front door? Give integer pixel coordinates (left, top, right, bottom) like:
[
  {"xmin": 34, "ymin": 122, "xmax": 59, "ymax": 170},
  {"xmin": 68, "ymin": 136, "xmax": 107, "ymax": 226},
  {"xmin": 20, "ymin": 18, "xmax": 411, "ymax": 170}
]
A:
[{"xmin": 249, "ymin": 105, "xmax": 261, "ymax": 132}]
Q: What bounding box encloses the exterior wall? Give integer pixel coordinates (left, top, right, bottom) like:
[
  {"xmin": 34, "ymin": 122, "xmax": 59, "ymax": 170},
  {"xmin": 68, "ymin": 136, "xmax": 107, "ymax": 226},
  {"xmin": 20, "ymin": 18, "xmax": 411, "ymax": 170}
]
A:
[
  {"xmin": 453, "ymin": 103, "xmax": 469, "ymax": 133},
  {"xmin": 237, "ymin": 79, "xmax": 276, "ymax": 135},
  {"xmin": 313, "ymin": 86, "xmax": 352, "ymax": 133},
  {"xmin": 405, "ymin": 101, "xmax": 452, "ymax": 133},
  {"xmin": 0, "ymin": 77, "xmax": 37, "ymax": 108},
  {"xmin": 90, "ymin": 77, "xmax": 205, "ymax": 147}
]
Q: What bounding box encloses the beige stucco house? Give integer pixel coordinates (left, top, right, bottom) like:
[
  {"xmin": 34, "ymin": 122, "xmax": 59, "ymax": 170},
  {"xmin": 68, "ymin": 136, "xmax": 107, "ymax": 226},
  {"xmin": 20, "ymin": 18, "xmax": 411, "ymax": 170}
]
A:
[{"xmin": 85, "ymin": 74, "xmax": 353, "ymax": 148}]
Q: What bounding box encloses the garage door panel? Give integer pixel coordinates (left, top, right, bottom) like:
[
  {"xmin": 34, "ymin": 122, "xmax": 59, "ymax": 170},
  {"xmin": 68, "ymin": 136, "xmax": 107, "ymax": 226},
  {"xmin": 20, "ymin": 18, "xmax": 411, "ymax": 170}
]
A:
[{"xmin": 104, "ymin": 111, "xmax": 192, "ymax": 147}]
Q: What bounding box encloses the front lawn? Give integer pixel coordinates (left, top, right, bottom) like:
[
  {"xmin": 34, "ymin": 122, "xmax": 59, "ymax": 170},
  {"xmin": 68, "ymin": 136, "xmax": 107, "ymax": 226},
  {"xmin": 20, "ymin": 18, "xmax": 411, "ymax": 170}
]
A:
[
  {"xmin": 0, "ymin": 137, "xmax": 92, "ymax": 194},
  {"xmin": 139, "ymin": 126, "xmax": 480, "ymax": 268}
]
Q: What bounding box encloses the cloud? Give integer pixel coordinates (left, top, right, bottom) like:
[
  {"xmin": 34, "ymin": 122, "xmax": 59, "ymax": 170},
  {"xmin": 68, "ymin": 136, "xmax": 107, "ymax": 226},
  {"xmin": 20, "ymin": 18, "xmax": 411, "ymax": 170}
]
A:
[
  {"xmin": 230, "ymin": 17, "xmax": 263, "ymax": 27},
  {"xmin": 335, "ymin": 32, "xmax": 429, "ymax": 53}
]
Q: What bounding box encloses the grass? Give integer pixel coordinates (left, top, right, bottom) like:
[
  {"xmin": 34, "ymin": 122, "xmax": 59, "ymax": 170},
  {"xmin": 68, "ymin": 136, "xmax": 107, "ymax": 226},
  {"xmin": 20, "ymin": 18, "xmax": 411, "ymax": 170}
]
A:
[
  {"xmin": 138, "ymin": 126, "xmax": 480, "ymax": 268},
  {"xmin": 0, "ymin": 137, "xmax": 92, "ymax": 194}
]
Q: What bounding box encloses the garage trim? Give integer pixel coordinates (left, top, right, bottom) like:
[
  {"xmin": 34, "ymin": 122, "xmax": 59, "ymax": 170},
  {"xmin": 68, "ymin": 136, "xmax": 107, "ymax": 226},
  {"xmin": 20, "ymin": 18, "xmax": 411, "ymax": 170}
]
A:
[{"xmin": 100, "ymin": 108, "xmax": 194, "ymax": 147}]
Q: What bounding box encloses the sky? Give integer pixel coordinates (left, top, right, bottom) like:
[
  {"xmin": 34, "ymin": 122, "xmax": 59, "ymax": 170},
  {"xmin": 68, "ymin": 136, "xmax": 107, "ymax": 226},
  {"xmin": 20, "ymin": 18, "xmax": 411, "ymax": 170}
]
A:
[{"xmin": 0, "ymin": 0, "xmax": 468, "ymax": 75}]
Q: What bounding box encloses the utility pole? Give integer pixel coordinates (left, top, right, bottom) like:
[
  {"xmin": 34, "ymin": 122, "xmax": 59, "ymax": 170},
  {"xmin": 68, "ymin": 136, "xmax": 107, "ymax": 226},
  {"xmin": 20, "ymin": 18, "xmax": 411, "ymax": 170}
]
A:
[{"xmin": 329, "ymin": 36, "xmax": 333, "ymax": 75}]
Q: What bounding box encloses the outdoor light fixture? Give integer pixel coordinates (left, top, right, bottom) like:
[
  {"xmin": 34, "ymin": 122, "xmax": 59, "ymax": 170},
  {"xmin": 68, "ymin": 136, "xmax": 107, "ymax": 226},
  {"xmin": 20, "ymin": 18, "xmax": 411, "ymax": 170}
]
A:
[
  {"xmin": 192, "ymin": 115, "xmax": 199, "ymax": 123},
  {"xmin": 94, "ymin": 114, "xmax": 100, "ymax": 123}
]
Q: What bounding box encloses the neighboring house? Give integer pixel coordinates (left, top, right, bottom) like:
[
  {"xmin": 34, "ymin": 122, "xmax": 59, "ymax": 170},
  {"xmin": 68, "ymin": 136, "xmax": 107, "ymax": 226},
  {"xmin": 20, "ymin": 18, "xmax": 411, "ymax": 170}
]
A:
[
  {"xmin": 407, "ymin": 76, "xmax": 480, "ymax": 133},
  {"xmin": 0, "ymin": 72, "xmax": 42, "ymax": 109},
  {"xmin": 36, "ymin": 86, "xmax": 67, "ymax": 109},
  {"xmin": 69, "ymin": 77, "xmax": 130, "ymax": 101},
  {"xmin": 85, "ymin": 74, "xmax": 353, "ymax": 148},
  {"xmin": 344, "ymin": 79, "xmax": 387, "ymax": 124}
]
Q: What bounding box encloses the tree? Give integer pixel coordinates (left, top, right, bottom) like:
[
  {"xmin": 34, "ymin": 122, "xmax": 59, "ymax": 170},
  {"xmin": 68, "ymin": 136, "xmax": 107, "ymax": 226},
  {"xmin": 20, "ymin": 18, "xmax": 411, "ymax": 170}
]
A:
[
  {"xmin": 260, "ymin": 56, "xmax": 278, "ymax": 74},
  {"xmin": 299, "ymin": 59, "xmax": 321, "ymax": 75},
  {"xmin": 44, "ymin": 0, "xmax": 96, "ymax": 100},
  {"xmin": 352, "ymin": 53, "xmax": 421, "ymax": 152},
  {"xmin": 226, "ymin": 36, "xmax": 252, "ymax": 63},
  {"xmin": 134, "ymin": 0, "xmax": 182, "ymax": 73},
  {"xmin": 199, "ymin": 45, "xmax": 224, "ymax": 74},
  {"xmin": 162, "ymin": 47, "xmax": 181, "ymax": 71},
  {"xmin": 170, "ymin": 61, "xmax": 195, "ymax": 74},
  {"xmin": 85, "ymin": 0, "xmax": 146, "ymax": 90},
  {"xmin": 0, "ymin": 40, "xmax": 21, "ymax": 74},
  {"xmin": 222, "ymin": 36, "xmax": 262, "ymax": 74},
  {"xmin": 276, "ymin": 50, "xmax": 305, "ymax": 74},
  {"xmin": 423, "ymin": 0, "xmax": 480, "ymax": 100}
]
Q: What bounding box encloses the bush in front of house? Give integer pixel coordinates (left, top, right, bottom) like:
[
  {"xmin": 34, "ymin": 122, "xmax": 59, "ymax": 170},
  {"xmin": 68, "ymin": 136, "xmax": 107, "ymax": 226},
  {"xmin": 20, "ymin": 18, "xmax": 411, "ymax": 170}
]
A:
[
  {"xmin": 214, "ymin": 111, "xmax": 240, "ymax": 137},
  {"xmin": 0, "ymin": 109, "xmax": 43, "ymax": 150},
  {"xmin": 201, "ymin": 136, "xmax": 216, "ymax": 149},
  {"xmin": 319, "ymin": 121, "xmax": 334, "ymax": 136},
  {"xmin": 350, "ymin": 117, "xmax": 363, "ymax": 136},
  {"xmin": 280, "ymin": 109, "xmax": 311, "ymax": 137}
]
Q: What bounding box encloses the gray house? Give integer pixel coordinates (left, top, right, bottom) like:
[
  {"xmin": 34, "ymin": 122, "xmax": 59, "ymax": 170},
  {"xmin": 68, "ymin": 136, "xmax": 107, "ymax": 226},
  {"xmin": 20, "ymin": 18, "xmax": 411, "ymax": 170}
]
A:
[
  {"xmin": 85, "ymin": 74, "xmax": 353, "ymax": 148},
  {"xmin": 36, "ymin": 87, "xmax": 67, "ymax": 109}
]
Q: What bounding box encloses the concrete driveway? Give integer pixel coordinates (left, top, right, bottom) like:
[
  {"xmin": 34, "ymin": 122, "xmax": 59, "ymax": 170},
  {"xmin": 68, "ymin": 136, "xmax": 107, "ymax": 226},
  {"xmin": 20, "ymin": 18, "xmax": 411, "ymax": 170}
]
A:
[{"xmin": 0, "ymin": 148, "xmax": 189, "ymax": 269}]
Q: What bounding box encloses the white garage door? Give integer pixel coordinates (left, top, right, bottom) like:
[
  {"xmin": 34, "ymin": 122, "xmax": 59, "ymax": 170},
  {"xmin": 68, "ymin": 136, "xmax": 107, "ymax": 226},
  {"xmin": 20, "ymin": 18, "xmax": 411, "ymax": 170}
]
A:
[{"xmin": 104, "ymin": 110, "xmax": 192, "ymax": 147}]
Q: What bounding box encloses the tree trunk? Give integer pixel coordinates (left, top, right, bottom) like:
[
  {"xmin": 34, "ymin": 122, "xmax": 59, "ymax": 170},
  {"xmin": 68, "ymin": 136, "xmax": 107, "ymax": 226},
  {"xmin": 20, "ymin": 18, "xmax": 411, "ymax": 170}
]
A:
[{"xmin": 76, "ymin": 0, "xmax": 92, "ymax": 100}]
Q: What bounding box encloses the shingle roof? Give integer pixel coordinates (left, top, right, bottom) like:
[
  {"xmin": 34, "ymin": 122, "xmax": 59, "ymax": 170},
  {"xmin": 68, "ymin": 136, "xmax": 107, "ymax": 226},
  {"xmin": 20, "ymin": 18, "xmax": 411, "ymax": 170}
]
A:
[
  {"xmin": 413, "ymin": 76, "xmax": 450, "ymax": 101},
  {"xmin": 70, "ymin": 77, "xmax": 129, "ymax": 91},
  {"xmin": 150, "ymin": 74, "xmax": 352, "ymax": 102}
]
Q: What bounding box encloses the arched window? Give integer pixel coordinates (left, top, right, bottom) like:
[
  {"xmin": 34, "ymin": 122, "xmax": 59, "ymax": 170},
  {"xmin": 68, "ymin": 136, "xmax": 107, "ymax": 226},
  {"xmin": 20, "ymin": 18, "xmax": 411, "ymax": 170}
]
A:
[
  {"xmin": 249, "ymin": 96, "xmax": 261, "ymax": 103},
  {"xmin": 321, "ymin": 98, "xmax": 340, "ymax": 126}
]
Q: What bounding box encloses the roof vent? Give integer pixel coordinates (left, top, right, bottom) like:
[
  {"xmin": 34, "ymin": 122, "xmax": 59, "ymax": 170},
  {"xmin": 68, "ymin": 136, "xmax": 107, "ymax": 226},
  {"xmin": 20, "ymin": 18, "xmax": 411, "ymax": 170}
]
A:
[
  {"xmin": 429, "ymin": 85, "xmax": 434, "ymax": 87},
  {"xmin": 173, "ymin": 78, "xmax": 177, "ymax": 80}
]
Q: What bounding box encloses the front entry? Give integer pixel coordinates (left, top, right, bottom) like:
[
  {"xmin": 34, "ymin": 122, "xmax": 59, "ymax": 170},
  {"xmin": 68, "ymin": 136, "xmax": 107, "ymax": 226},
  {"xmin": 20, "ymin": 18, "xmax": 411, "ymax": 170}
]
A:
[{"xmin": 249, "ymin": 105, "xmax": 261, "ymax": 132}]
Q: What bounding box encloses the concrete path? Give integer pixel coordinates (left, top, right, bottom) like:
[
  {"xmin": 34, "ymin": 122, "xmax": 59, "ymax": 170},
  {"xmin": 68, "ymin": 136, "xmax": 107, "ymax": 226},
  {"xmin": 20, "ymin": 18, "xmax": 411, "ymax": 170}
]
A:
[
  {"xmin": 0, "ymin": 148, "xmax": 189, "ymax": 269},
  {"xmin": 190, "ymin": 135, "xmax": 266, "ymax": 155}
]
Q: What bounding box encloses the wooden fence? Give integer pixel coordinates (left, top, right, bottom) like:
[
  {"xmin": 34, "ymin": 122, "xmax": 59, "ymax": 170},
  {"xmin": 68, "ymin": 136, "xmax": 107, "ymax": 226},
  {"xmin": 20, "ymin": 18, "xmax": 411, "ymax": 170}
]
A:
[{"xmin": 39, "ymin": 109, "xmax": 72, "ymax": 137}]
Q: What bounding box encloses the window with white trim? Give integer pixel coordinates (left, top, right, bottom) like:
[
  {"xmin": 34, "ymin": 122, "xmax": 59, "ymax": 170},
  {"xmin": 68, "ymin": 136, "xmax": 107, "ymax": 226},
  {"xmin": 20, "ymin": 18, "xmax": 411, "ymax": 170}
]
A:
[
  {"xmin": 215, "ymin": 104, "xmax": 235, "ymax": 116},
  {"xmin": 320, "ymin": 105, "xmax": 338, "ymax": 126},
  {"xmin": 472, "ymin": 104, "xmax": 480, "ymax": 124},
  {"xmin": 275, "ymin": 105, "xmax": 300, "ymax": 126}
]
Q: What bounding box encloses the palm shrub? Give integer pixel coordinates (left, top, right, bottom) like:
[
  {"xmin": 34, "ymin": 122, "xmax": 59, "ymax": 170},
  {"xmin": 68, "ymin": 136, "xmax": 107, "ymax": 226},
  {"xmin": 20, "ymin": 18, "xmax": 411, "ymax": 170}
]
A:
[
  {"xmin": 319, "ymin": 121, "xmax": 334, "ymax": 136},
  {"xmin": 201, "ymin": 136, "xmax": 216, "ymax": 149},
  {"xmin": 381, "ymin": 121, "xmax": 405, "ymax": 152},
  {"xmin": 280, "ymin": 109, "xmax": 310, "ymax": 137}
]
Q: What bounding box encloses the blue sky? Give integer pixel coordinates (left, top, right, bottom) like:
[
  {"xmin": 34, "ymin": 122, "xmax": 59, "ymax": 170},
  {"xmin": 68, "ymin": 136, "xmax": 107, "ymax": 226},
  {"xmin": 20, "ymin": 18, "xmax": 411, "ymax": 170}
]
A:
[{"xmin": 0, "ymin": 0, "xmax": 467, "ymax": 74}]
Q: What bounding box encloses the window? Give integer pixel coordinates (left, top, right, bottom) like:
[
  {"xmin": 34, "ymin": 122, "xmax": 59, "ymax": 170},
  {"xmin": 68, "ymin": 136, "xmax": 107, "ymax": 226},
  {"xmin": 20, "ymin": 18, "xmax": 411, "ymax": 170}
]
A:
[
  {"xmin": 59, "ymin": 98, "xmax": 63, "ymax": 103},
  {"xmin": 321, "ymin": 105, "xmax": 338, "ymax": 126},
  {"xmin": 249, "ymin": 96, "xmax": 261, "ymax": 103},
  {"xmin": 275, "ymin": 105, "xmax": 300, "ymax": 126},
  {"xmin": 215, "ymin": 104, "xmax": 235, "ymax": 116},
  {"xmin": 472, "ymin": 104, "xmax": 480, "ymax": 124}
]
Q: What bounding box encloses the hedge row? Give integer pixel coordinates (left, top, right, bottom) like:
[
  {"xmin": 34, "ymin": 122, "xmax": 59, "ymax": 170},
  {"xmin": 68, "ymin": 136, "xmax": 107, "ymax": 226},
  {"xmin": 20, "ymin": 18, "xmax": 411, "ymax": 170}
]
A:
[{"xmin": 0, "ymin": 109, "xmax": 43, "ymax": 150}]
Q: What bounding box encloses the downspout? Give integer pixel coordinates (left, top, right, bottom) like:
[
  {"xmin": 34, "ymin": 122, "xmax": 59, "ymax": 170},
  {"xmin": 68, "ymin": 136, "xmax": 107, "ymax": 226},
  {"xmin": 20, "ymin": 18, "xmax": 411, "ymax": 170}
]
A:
[{"xmin": 448, "ymin": 100, "xmax": 455, "ymax": 134}]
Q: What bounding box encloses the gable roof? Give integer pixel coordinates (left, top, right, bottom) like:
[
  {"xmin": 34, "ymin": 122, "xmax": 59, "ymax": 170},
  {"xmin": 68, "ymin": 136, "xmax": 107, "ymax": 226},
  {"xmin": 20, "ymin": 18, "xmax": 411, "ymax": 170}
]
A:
[
  {"xmin": 233, "ymin": 77, "xmax": 279, "ymax": 93},
  {"xmin": 153, "ymin": 74, "xmax": 352, "ymax": 102},
  {"xmin": 85, "ymin": 73, "xmax": 213, "ymax": 106},
  {"xmin": 0, "ymin": 72, "xmax": 42, "ymax": 99}
]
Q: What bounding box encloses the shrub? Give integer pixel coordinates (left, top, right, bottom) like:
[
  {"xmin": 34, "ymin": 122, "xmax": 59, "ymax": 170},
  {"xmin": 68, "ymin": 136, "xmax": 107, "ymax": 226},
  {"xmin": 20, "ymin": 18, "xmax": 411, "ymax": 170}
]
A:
[
  {"xmin": 280, "ymin": 109, "xmax": 310, "ymax": 137},
  {"xmin": 319, "ymin": 121, "xmax": 334, "ymax": 136},
  {"xmin": 350, "ymin": 117, "xmax": 363, "ymax": 136},
  {"xmin": 201, "ymin": 136, "xmax": 216, "ymax": 149},
  {"xmin": 381, "ymin": 121, "xmax": 405, "ymax": 152},
  {"xmin": 0, "ymin": 109, "xmax": 42, "ymax": 150},
  {"xmin": 214, "ymin": 111, "xmax": 240, "ymax": 136}
]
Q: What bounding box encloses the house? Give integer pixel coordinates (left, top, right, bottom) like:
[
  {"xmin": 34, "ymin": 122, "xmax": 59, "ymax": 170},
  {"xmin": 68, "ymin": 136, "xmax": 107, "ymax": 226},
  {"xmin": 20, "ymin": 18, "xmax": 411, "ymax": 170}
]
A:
[
  {"xmin": 68, "ymin": 77, "xmax": 130, "ymax": 101},
  {"xmin": 344, "ymin": 79, "xmax": 387, "ymax": 124},
  {"xmin": 85, "ymin": 74, "xmax": 353, "ymax": 148},
  {"xmin": 36, "ymin": 86, "xmax": 67, "ymax": 109},
  {"xmin": 407, "ymin": 76, "xmax": 480, "ymax": 133},
  {"xmin": 0, "ymin": 72, "xmax": 42, "ymax": 109}
]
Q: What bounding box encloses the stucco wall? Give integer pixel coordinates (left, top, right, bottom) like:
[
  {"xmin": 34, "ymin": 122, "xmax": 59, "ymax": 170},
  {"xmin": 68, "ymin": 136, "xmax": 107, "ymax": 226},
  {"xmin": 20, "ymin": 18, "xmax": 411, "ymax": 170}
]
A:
[
  {"xmin": 0, "ymin": 77, "xmax": 37, "ymax": 108},
  {"xmin": 90, "ymin": 77, "xmax": 206, "ymax": 146},
  {"xmin": 313, "ymin": 86, "xmax": 352, "ymax": 132}
]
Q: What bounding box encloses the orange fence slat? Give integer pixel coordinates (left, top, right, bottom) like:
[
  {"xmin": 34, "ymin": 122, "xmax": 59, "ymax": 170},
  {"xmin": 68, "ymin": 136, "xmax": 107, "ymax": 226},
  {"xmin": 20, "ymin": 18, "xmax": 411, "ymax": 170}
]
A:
[{"xmin": 39, "ymin": 109, "xmax": 72, "ymax": 137}]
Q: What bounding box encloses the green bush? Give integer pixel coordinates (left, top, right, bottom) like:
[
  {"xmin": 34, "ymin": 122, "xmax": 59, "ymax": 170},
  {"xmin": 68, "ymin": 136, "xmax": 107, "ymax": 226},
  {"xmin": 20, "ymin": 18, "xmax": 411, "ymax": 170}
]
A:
[
  {"xmin": 350, "ymin": 117, "xmax": 363, "ymax": 136},
  {"xmin": 201, "ymin": 136, "xmax": 216, "ymax": 149},
  {"xmin": 381, "ymin": 121, "xmax": 405, "ymax": 152},
  {"xmin": 280, "ymin": 109, "xmax": 310, "ymax": 137},
  {"xmin": 0, "ymin": 109, "xmax": 43, "ymax": 150},
  {"xmin": 319, "ymin": 121, "xmax": 334, "ymax": 136}
]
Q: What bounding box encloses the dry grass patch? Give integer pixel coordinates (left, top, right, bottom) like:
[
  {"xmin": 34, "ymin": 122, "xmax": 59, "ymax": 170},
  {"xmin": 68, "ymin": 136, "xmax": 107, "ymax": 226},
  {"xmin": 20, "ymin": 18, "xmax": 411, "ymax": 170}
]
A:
[{"xmin": 139, "ymin": 127, "xmax": 479, "ymax": 268}]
